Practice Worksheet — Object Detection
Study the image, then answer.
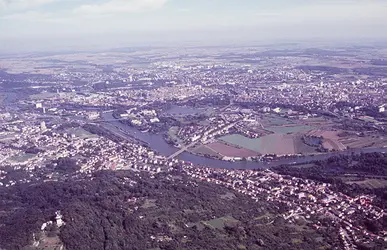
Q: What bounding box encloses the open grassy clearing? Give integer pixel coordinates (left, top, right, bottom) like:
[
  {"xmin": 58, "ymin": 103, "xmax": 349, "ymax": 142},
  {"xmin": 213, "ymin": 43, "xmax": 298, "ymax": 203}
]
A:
[
  {"xmin": 203, "ymin": 216, "xmax": 239, "ymax": 230},
  {"xmin": 265, "ymin": 125, "xmax": 315, "ymax": 134},
  {"xmin": 260, "ymin": 115, "xmax": 294, "ymax": 127},
  {"xmin": 220, "ymin": 192, "xmax": 236, "ymax": 200},
  {"xmin": 66, "ymin": 127, "xmax": 98, "ymax": 140},
  {"xmin": 220, "ymin": 133, "xmax": 296, "ymax": 155},
  {"xmin": 192, "ymin": 144, "xmax": 221, "ymax": 157},
  {"xmin": 141, "ymin": 199, "xmax": 158, "ymax": 209},
  {"xmin": 188, "ymin": 216, "xmax": 239, "ymax": 231},
  {"xmin": 345, "ymin": 179, "xmax": 387, "ymax": 189},
  {"xmin": 291, "ymin": 239, "xmax": 303, "ymax": 244},
  {"xmin": 294, "ymin": 136, "xmax": 318, "ymax": 154},
  {"xmin": 207, "ymin": 141, "xmax": 259, "ymax": 157}
]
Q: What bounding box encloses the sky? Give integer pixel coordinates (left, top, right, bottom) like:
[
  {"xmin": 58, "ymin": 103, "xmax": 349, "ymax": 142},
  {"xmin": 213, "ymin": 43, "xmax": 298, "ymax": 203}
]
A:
[{"xmin": 0, "ymin": 0, "xmax": 386, "ymax": 52}]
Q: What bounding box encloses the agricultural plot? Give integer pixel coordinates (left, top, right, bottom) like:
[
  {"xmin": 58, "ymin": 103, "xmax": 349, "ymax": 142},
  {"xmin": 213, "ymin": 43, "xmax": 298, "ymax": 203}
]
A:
[
  {"xmin": 302, "ymin": 117, "xmax": 329, "ymax": 123},
  {"xmin": 294, "ymin": 136, "xmax": 318, "ymax": 154},
  {"xmin": 308, "ymin": 129, "xmax": 387, "ymax": 150},
  {"xmin": 219, "ymin": 115, "xmax": 324, "ymax": 156},
  {"xmin": 323, "ymin": 139, "xmax": 343, "ymax": 151},
  {"xmin": 206, "ymin": 142, "xmax": 259, "ymax": 157},
  {"xmin": 302, "ymin": 117, "xmax": 334, "ymax": 130},
  {"xmin": 265, "ymin": 125, "xmax": 315, "ymax": 134},
  {"xmin": 260, "ymin": 115, "xmax": 294, "ymax": 127},
  {"xmin": 192, "ymin": 145, "xmax": 221, "ymax": 158},
  {"xmin": 307, "ymin": 130, "xmax": 346, "ymax": 151},
  {"xmin": 220, "ymin": 134, "xmax": 296, "ymax": 155},
  {"xmin": 339, "ymin": 136, "xmax": 387, "ymax": 149},
  {"xmin": 211, "ymin": 113, "xmax": 384, "ymax": 157}
]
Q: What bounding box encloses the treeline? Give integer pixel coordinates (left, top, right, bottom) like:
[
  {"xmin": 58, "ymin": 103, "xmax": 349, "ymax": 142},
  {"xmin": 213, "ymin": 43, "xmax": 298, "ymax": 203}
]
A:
[
  {"xmin": 47, "ymin": 157, "xmax": 81, "ymax": 174},
  {"xmin": 0, "ymin": 170, "xmax": 337, "ymax": 250},
  {"xmin": 273, "ymin": 152, "xmax": 387, "ymax": 207}
]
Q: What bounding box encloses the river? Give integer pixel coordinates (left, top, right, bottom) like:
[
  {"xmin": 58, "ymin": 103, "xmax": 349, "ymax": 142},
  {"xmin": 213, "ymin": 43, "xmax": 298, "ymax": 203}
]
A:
[
  {"xmin": 2, "ymin": 89, "xmax": 385, "ymax": 169},
  {"xmin": 101, "ymin": 112, "xmax": 387, "ymax": 170}
]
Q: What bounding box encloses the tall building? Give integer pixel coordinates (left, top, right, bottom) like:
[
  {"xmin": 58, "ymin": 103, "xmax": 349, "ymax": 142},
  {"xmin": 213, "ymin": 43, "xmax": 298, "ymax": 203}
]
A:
[{"xmin": 40, "ymin": 121, "xmax": 47, "ymax": 132}]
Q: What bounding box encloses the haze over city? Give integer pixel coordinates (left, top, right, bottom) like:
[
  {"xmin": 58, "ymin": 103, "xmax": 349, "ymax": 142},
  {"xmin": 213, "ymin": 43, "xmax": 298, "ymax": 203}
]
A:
[
  {"xmin": 1, "ymin": 0, "xmax": 387, "ymax": 52},
  {"xmin": 1, "ymin": 1, "xmax": 387, "ymax": 250}
]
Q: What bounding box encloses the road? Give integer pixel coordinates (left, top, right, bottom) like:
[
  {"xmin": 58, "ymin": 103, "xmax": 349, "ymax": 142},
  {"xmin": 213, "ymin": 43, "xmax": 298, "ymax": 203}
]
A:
[
  {"xmin": 167, "ymin": 140, "xmax": 199, "ymax": 160},
  {"xmin": 220, "ymin": 98, "xmax": 235, "ymax": 112},
  {"xmin": 167, "ymin": 118, "xmax": 243, "ymax": 160},
  {"xmin": 0, "ymin": 120, "xmax": 23, "ymax": 126},
  {"xmin": 96, "ymin": 122, "xmax": 136, "ymax": 144}
]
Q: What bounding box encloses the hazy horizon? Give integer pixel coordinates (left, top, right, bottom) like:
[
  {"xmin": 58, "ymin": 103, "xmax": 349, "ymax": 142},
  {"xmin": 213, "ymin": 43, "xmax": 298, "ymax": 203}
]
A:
[{"xmin": 1, "ymin": 0, "xmax": 387, "ymax": 53}]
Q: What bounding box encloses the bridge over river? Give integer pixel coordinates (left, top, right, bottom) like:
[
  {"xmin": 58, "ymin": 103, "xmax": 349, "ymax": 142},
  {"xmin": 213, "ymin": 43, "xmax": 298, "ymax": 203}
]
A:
[
  {"xmin": 99, "ymin": 111, "xmax": 387, "ymax": 170},
  {"xmin": 167, "ymin": 141, "xmax": 199, "ymax": 160}
]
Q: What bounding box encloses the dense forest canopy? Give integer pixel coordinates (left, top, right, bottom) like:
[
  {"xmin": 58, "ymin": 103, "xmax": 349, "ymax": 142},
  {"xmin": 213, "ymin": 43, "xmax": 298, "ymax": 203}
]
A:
[{"xmin": 0, "ymin": 170, "xmax": 339, "ymax": 250}]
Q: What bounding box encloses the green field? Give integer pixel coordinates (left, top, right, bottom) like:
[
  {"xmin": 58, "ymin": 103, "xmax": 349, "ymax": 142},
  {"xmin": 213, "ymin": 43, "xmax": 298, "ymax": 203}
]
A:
[
  {"xmin": 66, "ymin": 128, "xmax": 98, "ymax": 140},
  {"xmin": 265, "ymin": 125, "xmax": 315, "ymax": 134},
  {"xmin": 192, "ymin": 145, "xmax": 221, "ymax": 158},
  {"xmin": 261, "ymin": 115, "xmax": 293, "ymax": 126},
  {"xmin": 220, "ymin": 134, "xmax": 296, "ymax": 155}
]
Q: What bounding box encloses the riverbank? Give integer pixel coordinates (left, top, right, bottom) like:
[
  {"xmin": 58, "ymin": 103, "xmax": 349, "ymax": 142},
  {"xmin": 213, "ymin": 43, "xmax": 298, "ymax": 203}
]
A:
[{"xmin": 101, "ymin": 111, "xmax": 387, "ymax": 170}]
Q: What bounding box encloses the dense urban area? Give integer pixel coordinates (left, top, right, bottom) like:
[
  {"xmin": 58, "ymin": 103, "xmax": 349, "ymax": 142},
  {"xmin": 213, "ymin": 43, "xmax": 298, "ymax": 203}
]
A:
[{"xmin": 0, "ymin": 44, "xmax": 386, "ymax": 250}]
